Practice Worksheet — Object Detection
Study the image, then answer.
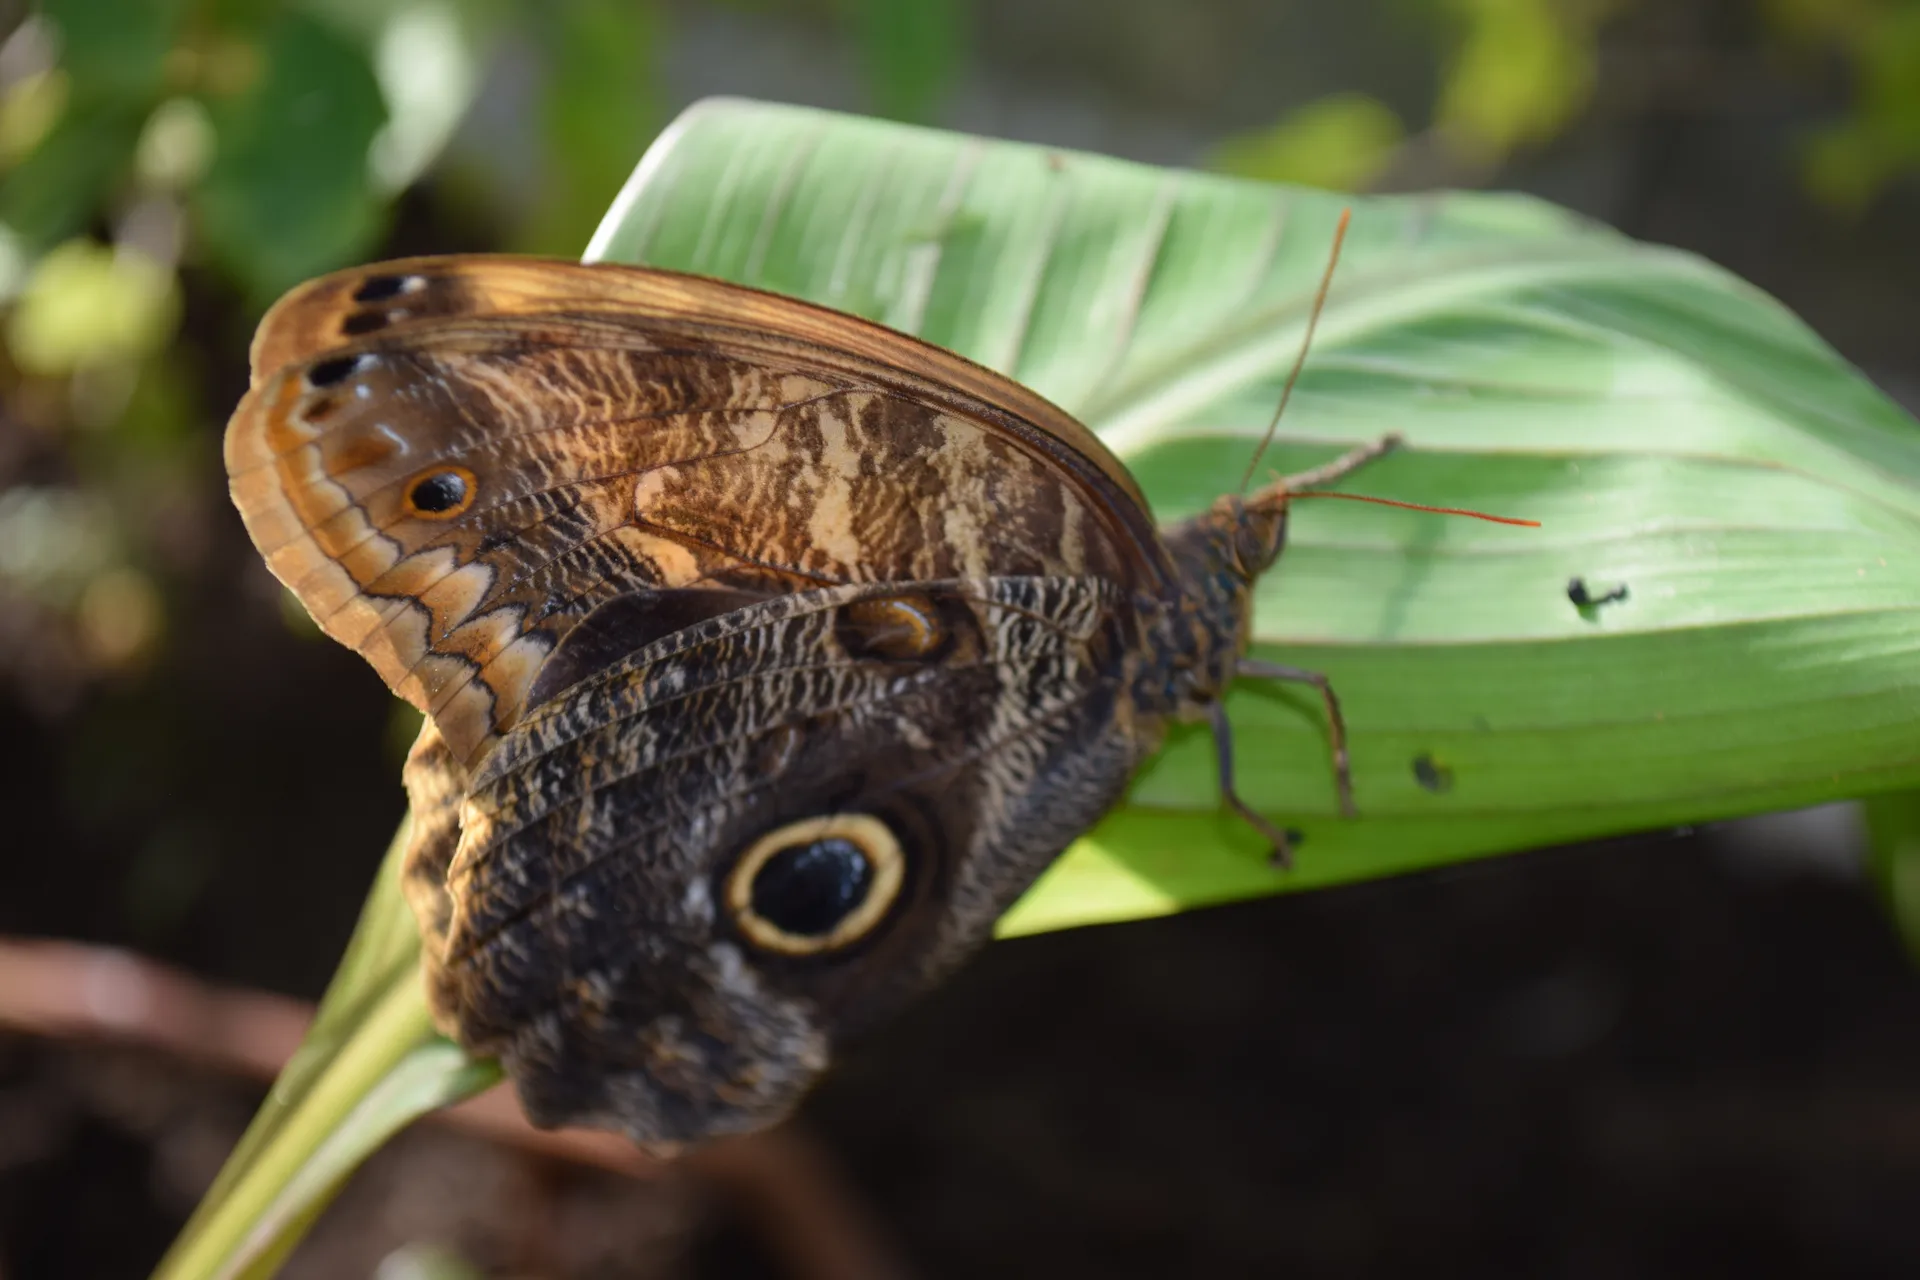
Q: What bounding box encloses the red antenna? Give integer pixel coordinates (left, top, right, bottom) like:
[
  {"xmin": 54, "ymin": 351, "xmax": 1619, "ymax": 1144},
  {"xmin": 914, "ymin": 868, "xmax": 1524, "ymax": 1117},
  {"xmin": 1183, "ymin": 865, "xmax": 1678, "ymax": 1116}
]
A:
[
  {"xmin": 1239, "ymin": 207, "xmax": 1352, "ymax": 494},
  {"xmin": 1287, "ymin": 490, "xmax": 1541, "ymax": 527}
]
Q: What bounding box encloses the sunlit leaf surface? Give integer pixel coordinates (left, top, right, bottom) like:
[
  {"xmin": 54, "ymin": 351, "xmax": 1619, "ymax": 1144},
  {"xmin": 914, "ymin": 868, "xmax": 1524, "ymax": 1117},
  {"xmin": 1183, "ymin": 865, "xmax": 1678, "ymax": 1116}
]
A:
[{"xmin": 587, "ymin": 98, "xmax": 1920, "ymax": 934}]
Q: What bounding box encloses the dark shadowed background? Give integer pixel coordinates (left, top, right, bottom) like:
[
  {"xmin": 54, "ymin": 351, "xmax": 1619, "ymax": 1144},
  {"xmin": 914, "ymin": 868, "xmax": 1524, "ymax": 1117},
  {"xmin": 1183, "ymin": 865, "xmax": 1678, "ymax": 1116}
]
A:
[{"xmin": 3, "ymin": 1, "xmax": 1919, "ymax": 1276}]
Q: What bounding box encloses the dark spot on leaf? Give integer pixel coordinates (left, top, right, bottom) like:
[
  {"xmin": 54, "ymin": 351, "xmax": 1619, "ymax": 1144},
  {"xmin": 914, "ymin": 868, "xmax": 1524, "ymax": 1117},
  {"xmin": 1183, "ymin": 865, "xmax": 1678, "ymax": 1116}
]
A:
[
  {"xmin": 1413, "ymin": 753, "xmax": 1453, "ymax": 794},
  {"xmin": 1568, "ymin": 577, "xmax": 1629, "ymax": 610}
]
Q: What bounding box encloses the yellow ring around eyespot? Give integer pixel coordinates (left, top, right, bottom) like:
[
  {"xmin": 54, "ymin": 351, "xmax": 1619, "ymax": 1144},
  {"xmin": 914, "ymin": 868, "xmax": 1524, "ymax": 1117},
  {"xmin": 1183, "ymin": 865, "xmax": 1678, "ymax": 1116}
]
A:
[
  {"xmin": 401, "ymin": 464, "xmax": 478, "ymax": 520},
  {"xmin": 724, "ymin": 814, "xmax": 904, "ymax": 957}
]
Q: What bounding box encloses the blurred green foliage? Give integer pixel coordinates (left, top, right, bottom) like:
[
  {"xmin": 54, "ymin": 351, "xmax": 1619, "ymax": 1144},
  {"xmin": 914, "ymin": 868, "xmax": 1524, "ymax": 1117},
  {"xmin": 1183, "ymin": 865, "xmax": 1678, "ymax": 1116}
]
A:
[
  {"xmin": 841, "ymin": 0, "xmax": 965, "ymax": 123},
  {"xmin": 525, "ymin": 0, "xmax": 660, "ymax": 257},
  {"xmin": 195, "ymin": 11, "xmax": 388, "ymax": 301},
  {"xmin": 1213, "ymin": 0, "xmax": 1920, "ymax": 204},
  {"xmin": 1779, "ymin": 0, "xmax": 1920, "ymax": 212},
  {"xmin": 1207, "ymin": 92, "xmax": 1406, "ymax": 190}
]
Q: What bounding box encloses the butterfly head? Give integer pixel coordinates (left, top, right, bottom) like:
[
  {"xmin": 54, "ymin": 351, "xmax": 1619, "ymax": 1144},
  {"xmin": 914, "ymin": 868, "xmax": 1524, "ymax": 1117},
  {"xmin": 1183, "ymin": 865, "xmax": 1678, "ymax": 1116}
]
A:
[
  {"xmin": 1147, "ymin": 493, "xmax": 1284, "ymax": 711},
  {"xmin": 1227, "ymin": 486, "xmax": 1295, "ymax": 579}
]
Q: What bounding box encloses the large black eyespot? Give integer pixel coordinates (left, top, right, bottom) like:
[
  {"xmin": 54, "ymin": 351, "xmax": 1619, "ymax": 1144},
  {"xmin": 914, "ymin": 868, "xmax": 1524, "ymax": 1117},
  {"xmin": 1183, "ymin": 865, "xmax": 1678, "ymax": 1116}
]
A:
[
  {"xmin": 751, "ymin": 839, "xmax": 871, "ymax": 935},
  {"xmin": 725, "ymin": 815, "xmax": 904, "ymax": 956},
  {"xmin": 404, "ymin": 466, "xmax": 476, "ymax": 519}
]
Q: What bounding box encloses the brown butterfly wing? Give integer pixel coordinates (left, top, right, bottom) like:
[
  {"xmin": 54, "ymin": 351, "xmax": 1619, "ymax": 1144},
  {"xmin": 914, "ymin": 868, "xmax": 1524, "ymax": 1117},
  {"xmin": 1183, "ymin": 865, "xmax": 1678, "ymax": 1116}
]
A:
[
  {"xmin": 405, "ymin": 575, "xmax": 1151, "ymax": 1143},
  {"xmin": 227, "ymin": 256, "xmax": 1171, "ymax": 765}
]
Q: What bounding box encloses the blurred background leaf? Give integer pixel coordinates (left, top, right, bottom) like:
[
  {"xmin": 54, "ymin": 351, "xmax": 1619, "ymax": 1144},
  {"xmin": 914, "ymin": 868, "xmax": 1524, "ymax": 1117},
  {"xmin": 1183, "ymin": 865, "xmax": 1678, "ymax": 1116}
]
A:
[
  {"xmin": 37, "ymin": 0, "xmax": 181, "ymax": 99},
  {"xmin": 519, "ymin": 0, "xmax": 660, "ymax": 255},
  {"xmin": 0, "ymin": 99, "xmax": 144, "ymax": 250},
  {"xmin": 1207, "ymin": 92, "xmax": 1406, "ymax": 188},
  {"xmin": 1433, "ymin": 0, "xmax": 1606, "ymax": 161},
  {"xmin": 194, "ymin": 11, "xmax": 388, "ymax": 302},
  {"xmin": 841, "ymin": 0, "xmax": 964, "ymax": 123},
  {"xmin": 9, "ymin": 237, "xmax": 178, "ymax": 374}
]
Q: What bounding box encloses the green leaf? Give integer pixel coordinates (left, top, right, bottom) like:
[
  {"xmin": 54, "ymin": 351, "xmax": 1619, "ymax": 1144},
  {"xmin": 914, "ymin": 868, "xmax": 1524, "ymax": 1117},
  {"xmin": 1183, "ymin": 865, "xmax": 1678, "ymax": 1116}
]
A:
[
  {"xmin": 585, "ymin": 98, "xmax": 1920, "ymax": 936},
  {"xmin": 8, "ymin": 237, "xmax": 180, "ymax": 375},
  {"xmin": 0, "ymin": 100, "xmax": 144, "ymax": 251},
  {"xmin": 1208, "ymin": 92, "xmax": 1405, "ymax": 190},
  {"xmin": 840, "ymin": 0, "xmax": 965, "ymax": 123},
  {"xmin": 1435, "ymin": 0, "xmax": 1598, "ymax": 159},
  {"xmin": 193, "ymin": 12, "xmax": 388, "ymax": 303},
  {"xmin": 517, "ymin": 0, "xmax": 660, "ymax": 256},
  {"xmin": 152, "ymin": 821, "xmax": 497, "ymax": 1280},
  {"xmin": 40, "ymin": 0, "xmax": 184, "ymax": 99},
  {"xmin": 2, "ymin": 0, "xmax": 180, "ymax": 250}
]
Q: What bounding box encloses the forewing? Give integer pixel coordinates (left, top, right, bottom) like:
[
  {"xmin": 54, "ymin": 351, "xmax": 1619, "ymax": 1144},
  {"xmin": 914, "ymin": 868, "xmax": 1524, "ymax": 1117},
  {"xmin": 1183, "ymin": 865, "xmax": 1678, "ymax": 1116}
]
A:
[{"xmin": 226, "ymin": 256, "xmax": 1169, "ymax": 764}]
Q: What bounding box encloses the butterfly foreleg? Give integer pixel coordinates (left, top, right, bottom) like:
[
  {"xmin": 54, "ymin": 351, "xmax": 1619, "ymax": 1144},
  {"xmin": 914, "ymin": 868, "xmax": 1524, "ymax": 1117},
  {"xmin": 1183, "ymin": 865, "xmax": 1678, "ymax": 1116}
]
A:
[
  {"xmin": 1206, "ymin": 698, "xmax": 1301, "ymax": 868},
  {"xmin": 1213, "ymin": 657, "xmax": 1358, "ymax": 867}
]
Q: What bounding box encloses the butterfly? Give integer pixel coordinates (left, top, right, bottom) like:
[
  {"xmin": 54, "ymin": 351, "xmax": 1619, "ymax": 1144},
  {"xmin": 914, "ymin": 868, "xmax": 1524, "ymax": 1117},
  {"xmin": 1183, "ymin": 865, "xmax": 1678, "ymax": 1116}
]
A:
[{"xmin": 224, "ymin": 236, "xmax": 1400, "ymax": 1146}]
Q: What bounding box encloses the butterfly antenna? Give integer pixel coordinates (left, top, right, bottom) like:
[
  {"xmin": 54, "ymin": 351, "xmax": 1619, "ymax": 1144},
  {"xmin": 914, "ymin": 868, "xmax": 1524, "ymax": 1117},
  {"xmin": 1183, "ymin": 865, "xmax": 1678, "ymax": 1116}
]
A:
[
  {"xmin": 1288, "ymin": 489, "xmax": 1541, "ymax": 527},
  {"xmin": 1238, "ymin": 207, "xmax": 1352, "ymax": 494}
]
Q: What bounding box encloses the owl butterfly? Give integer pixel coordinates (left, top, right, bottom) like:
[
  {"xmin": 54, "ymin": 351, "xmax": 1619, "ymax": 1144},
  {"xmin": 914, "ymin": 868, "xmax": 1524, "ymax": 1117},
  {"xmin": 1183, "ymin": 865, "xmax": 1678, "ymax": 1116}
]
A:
[{"xmin": 226, "ymin": 215, "xmax": 1417, "ymax": 1147}]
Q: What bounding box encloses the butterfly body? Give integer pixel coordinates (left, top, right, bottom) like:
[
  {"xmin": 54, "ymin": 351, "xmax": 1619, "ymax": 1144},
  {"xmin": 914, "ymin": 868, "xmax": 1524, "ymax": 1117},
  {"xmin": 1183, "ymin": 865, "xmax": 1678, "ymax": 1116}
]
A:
[{"xmin": 226, "ymin": 256, "xmax": 1346, "ymax": 1145}]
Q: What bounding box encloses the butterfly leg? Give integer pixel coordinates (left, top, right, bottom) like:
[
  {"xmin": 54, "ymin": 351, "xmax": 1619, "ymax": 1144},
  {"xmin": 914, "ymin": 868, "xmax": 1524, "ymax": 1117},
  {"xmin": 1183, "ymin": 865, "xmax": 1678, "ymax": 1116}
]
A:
[
  {"xmin": 1207, "ymin": 698, "xmax": 1300, "ymax": 868},
  {"xmin": 1235, "ymin": 657, "xmax": 1357, "ymax": 825}
]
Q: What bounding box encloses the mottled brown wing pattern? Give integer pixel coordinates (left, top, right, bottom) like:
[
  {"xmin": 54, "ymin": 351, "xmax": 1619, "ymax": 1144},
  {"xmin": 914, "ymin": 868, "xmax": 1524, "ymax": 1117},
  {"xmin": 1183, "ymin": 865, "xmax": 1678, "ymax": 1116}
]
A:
[
  {"xmin": 399, "ymin": 575, "xmax": 1154, "ymax": 1142},
  {"xmin": 227, "ymin": 256, "xmax": 1171, "ymax": 765},
  {"xmin": 397, "ymin": 720, "xmax": 466, "ymax": 1020}
]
